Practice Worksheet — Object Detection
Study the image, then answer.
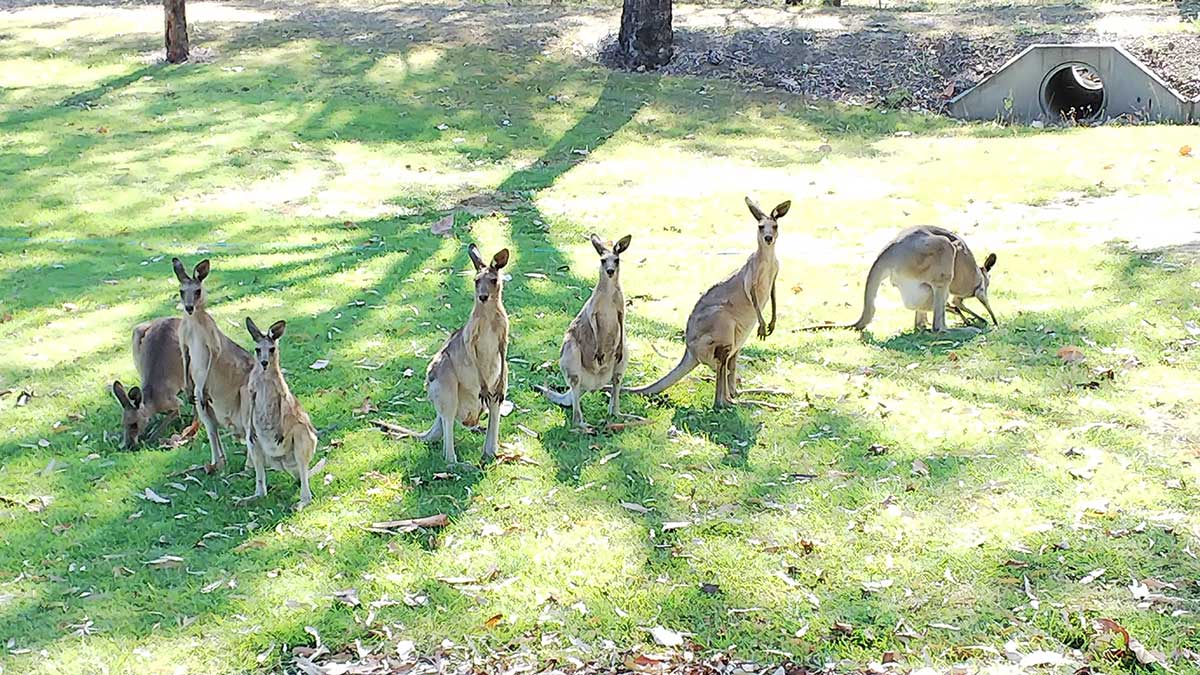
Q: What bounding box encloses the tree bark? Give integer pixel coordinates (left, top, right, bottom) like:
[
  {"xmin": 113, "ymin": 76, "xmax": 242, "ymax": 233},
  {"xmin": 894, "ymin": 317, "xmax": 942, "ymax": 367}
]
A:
[
  {"xmin": 617, "ymin": 0, "xmax": 672, "ymax": 70},
  {"xmin": 164, "ymin": 0, "xmax": 189, "ymax": 64}
]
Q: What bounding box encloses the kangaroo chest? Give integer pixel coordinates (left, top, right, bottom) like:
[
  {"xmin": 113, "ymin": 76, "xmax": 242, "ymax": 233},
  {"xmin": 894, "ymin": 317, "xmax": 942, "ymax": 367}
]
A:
[
  {"xmin": 469, "ymin": 324, "xmax": 504, "ymax": 389},
  {"xmin": 591, "ymin": 298, "xmax": 622, "ymax": 356},
  {"xmin": 252, "ymin": 387, "xmax": 284, "ymax": 447}
]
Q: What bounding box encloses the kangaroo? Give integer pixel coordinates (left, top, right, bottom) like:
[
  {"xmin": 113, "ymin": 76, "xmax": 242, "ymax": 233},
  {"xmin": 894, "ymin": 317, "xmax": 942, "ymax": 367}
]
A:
[
  {"xmin": 536, "ymin": 234, "xmax": 632, "ymax": 431},
  {"xmin": 111, "ymin": 317, "xmax": 191, "ymax": 448},
  {"xmin": 240, "ymin": 318, "xmax": 319, "ymax": 509},
  {"xmin": 801, "ymin": 226, "xmax": 997, "ymax": 333},
  {"xmin": 173, "ymin": 258, "xmax": 255, "ymax": 473},
  {"xmin": 629, "ymin": 197, "xmax": 788, "ymax": 409},
  {"xmin": 387, "ymin": 244, "xmax": 510, "ymax": 465}
]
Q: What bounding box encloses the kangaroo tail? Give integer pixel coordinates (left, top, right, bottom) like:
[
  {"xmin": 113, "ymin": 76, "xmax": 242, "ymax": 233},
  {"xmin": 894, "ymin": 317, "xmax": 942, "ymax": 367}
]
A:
[
  {"xmin": 627, "ymin": 350, "xmax": 699, "ymax": 396},
  {"xmin": 799, "ymin": 247, "xmax": 894, "ymax": 332},
  {"xmin": 534, "ymin": 384, "xmax": 576, "ymax": 407}
]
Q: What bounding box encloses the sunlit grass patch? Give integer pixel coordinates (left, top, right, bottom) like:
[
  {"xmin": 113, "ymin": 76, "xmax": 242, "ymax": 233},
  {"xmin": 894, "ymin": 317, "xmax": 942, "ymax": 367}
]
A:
[{"xmin": 1, "ymin": 3, "xmax": 1199, "ymax": 675}]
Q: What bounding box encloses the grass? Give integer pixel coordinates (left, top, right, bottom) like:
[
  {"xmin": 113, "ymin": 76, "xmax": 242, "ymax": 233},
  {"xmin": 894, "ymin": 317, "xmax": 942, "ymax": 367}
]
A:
[{"xmin": 2, "ymin": 2, "xmax": 1200, "ymax": 674}]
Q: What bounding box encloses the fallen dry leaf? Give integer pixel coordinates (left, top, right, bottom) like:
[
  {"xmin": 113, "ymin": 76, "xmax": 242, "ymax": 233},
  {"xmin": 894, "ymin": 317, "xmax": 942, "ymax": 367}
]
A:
[
  {"xmin": 1181, "ymin": 145, "xmax": 1193, "ymax": 157},
  {"xmin": 331, "ymin": 588, "xmax": 360, "ymax": 607},
  {"xmin": 1057, "ymin": 346, "xmax": 1086, "ymax": 363},
  {"xmin": 144, "ymin": 555, "xmax": 184, "ymax": 569},
  {"xmin": 621, "ymin": 502, "xmax": 650, "ymax": 514},
  {"xmin": 431, "ymin": 214, "xmax": 454, "ymax": 237},
  {"xmin": 354, "ymin": 398, "xmax": 376, "ymax": 415},
  {"xmin": 233, "ymin": 539, "xmax": 268, "ymax": 553},
  {"xmin": 141, "ymin": 488, "xmax": 171, "ymax": 505},
  {"xmin": 309, "ymin": 359, "xmax": 330, "ymax": 370},
  {"xmin": 483, "ymin": 613, "xmax": 502, "ymax": 629},
  {"xmin": 649, "ymin": 625, "xmax": 684, "ymax": 647}
]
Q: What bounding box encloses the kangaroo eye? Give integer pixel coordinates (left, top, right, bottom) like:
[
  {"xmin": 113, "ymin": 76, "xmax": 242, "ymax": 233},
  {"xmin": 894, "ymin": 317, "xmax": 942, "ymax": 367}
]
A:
[{"xmin": 269, "ymin": 347, "xmax": 275, "ymax": 353}]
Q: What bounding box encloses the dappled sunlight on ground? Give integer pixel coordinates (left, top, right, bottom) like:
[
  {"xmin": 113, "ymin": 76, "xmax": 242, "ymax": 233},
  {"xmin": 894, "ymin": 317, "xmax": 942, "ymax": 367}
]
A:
[{"xmin": 1, "ymin": 2, "xmax": 1199, "ymax": 674}]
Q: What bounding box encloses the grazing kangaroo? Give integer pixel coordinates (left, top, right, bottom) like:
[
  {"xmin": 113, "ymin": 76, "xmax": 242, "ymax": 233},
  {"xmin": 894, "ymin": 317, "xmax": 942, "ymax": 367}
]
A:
[
  {"xmin": 536, "ymin": 234, "xmax": 632, "ymax": 431},
  {"xmin": 111, "ymin": 317, "xmax": 191, "ymax": 448},
  {"xmin": 388, "ymin": 244, "xmax": 510, "ymax": 465},
  {"xmin": 240, "ymin": 318, "xmax": 319, "ymax": 509},
  {"xmin": 629, "ymin": 197, "xmax": 788, "ymax": 409},
  {"xmin": 173, "ymin": 258, "xmax": 254, "ymax": 472},
  {"xmin": 801, "ymin": 226, "xmax": 998, "ymax": 333}
]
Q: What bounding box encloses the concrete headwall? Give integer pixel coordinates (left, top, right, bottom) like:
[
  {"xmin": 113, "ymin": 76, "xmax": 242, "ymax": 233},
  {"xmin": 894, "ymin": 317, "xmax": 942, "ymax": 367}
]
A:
[{"xmin": 948, "ymin": 44, "xmax": 1196, "ymax": 124}]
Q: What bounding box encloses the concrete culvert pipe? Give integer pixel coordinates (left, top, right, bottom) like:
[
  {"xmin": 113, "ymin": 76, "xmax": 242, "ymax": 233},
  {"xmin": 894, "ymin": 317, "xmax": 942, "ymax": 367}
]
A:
[{"xmin": 1041, "ymin": 63, "xmax": 1106, "ymax": 122}]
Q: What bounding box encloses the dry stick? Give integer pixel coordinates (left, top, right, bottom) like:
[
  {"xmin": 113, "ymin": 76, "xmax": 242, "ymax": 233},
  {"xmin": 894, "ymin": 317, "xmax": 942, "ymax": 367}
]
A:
[
  {"xmin": 371, "ymin": 418, "xmax": 421, "ymax": 437},
  {"xmin": 363, "ymin": 513, "xmax": 449, "ymax": 534},
  {"xmin": 736, "ymin": 399, "xmax": 782, "ymax": 410}
]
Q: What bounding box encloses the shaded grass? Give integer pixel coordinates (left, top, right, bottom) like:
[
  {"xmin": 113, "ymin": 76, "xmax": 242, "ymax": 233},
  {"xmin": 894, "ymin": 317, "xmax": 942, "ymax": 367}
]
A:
[{"xmin": 1, "ymin": 3, "xmax": 1200, "ymax": 675}]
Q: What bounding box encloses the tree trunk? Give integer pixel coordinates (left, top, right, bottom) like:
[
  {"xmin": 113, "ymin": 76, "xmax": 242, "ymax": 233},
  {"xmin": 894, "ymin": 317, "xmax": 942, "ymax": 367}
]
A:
[
  {"xmin": 164, "ymin": 0, "xmax": 189, "ymax": 64},
  {"xmin": 617, "ymin": 0, "xmax": 672, "ymax": 70}
]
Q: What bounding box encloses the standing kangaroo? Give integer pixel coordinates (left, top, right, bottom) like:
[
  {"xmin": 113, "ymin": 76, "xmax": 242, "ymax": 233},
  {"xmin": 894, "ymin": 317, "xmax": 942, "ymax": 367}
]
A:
[
  {"xmin": 241, "ymin": 318, "xmax": 319, "ymax": 509},
  {"xmin": 801, "ymin": 226, "xmax": 997, "ymax": 333},
  {"xmin": 173, "ymin": 258, "xmax": 254, "ymax": 472},
  {"xmin": 536, "ymin": 234, "xmax": 632, "ymax": 431},
  {"xmin": 629, "ymin": 197, "xmax": 788, "ymax": 409},
  {"xmin": 111, "ymin": 317, "xmax": 191, "ymax": 449},
  {"xmin": 386, "ymin": 244, "xmax": 510, "ymax": 465}
]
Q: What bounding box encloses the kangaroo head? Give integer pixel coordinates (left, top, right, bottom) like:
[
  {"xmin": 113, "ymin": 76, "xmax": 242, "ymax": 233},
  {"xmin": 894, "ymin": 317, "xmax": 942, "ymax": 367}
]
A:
[
  {"xmin": 975, "ymin": 252, "xmax": 999, "ymax": 326},
  {"xmin": 246, "ymin": 317, "xmax": 286, "ymax": 370},
  {"xmin": 745, "ymin": 197, "xmax": 790, "ymax": 247},
  {"xmin": 112, "ymin": 380, "xmax": 149, "ymax": 449},
  {"xmin": 467, "ymin": 244, "xmax": 509, "ymax": 305},
  {"xmin": 590, "ymin": 233, "xmax": 631, "ymax": 280},
  {"xmin": 172, "ymin": 258, "xmax": 210, "ymax": 316}
]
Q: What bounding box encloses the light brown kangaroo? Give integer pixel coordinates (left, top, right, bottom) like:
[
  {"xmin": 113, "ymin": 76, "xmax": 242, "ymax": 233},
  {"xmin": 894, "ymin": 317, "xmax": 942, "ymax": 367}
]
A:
[
  {"xmin": 801, "ymin": 226, "xmax": 997, "ymax": 333},
  {"xmin": 629, "ymin": 197, "xmax": 788, "ymax": 409},
  {"xmin": 387, "ymin": 244, "xmax": 510, "ymax": 465},
  {"xmin": 111, "ymin": 317, "xmax": 191, "ymax": 449},
  {"xmin": 173, "ymin": 258, "xmax": 254, "ymax": 473},
  {"xmin": 536, "ymin": 234, "xmax": 632, "ymax": 431},
  {"xmin": 240, "ymin": 318, "xmax": 319, "ymax": 509}
]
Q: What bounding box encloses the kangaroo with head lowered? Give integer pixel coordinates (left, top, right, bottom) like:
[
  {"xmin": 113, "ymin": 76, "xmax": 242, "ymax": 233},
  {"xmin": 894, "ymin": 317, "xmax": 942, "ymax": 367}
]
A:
[
  {"xmin": 536, "ymin": 234, "xmax": 632, "ymax": 431},
  {"xmin": 112, "ymin": 317, "xmax": 193, "ymax": 449},
  {"xmin": 173, "ymin": 258, "xmax": 255, "ymax": 472},
  {"xmin": 629, "ymin": 197, "xmax": 789, "ymax": 409},
  {"xmin": 386, "ymin": 244, "xmax": 510, "ymax": 465},
  {"xmin": 240, "ymin": 318, "xmax": 319, "ymax": 509},
  {"xmin": 801, "ymin": 226, "xmax": 997, "ymax": 333}
]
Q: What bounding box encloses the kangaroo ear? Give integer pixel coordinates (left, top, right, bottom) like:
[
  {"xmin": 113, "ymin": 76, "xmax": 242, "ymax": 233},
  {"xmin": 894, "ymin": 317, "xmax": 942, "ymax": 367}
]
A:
[
  {"xmin": 490, "ymin": 248, "xmax": 510, "ymax": 270},
  {"xmin": 172, "ymin": 258, "xmax": 190, "ymax": 283},
  {"xmin": 127, "ymin": 386, "xmax": 143, "ymax": 409},
  {"xmin": 745, "ymin": 196, "xmax": 768, "ymax": 222},
  {"xmin": 614, "ymin": 235, "xmax": 632, "ymax": 254},
  {"xmin": 983, "ymin": 252, "xmax": 997, "ymax": 272},
  {"xmin": 112, "ymin": 381, "xmax": 133, "ymax": 409},
  {"xmin": 467, "ymin": 244, "xmax": 486, "ymax": 271},
  {"xmin": 193, "ymin": 259, "xmax": 210, "ymax": 282},
  {"xmin": 245, "ymin": 317, "xmax": 264, "ymax": 341},
  {"xmin": 590, "ymin": 234, "xmax": 607, "ymax": 256},
  {"xmin": 771, "ymin": 201, "xmax": 791, "ymax": 220},
  {"xmin": 268, "ymin": 320, "xmax": 286, "ymax": 340}
]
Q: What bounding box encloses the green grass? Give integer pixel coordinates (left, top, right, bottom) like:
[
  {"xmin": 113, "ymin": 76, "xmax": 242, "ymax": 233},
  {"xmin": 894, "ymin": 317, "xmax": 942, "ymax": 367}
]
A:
[{"xmin": 2, "ymin": 3, "xmax": 1200, "ymax": 675}]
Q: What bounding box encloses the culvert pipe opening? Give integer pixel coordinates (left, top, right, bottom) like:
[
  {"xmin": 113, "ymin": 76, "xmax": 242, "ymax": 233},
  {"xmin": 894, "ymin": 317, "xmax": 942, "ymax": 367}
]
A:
[{"xmin": 1042, "ymin": 63, "xmax": 1105, "ymax": 122}]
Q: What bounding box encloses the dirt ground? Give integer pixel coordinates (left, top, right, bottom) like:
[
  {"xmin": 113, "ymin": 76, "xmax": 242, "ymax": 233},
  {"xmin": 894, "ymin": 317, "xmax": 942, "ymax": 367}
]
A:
[{"xmin": 3, "ymin": 0, "xmax": 1198, "ymax": 113}]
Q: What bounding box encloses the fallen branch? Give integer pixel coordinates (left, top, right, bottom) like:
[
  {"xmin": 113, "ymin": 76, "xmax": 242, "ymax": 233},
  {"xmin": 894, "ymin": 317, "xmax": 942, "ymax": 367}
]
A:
[
  {"xmin": 363, "ymin": 513, "xmax": 449, "ymax": 534},
  {"xmin": 372, "ymin": 419, "xmax": 422, "ymax": 437}
]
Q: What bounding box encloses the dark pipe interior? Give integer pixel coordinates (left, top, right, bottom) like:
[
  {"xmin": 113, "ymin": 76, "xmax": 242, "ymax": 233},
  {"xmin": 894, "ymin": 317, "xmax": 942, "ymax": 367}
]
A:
[{"xmin": 1042, "ymin": 65, "xmax": 1105, "ymax": 121}]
